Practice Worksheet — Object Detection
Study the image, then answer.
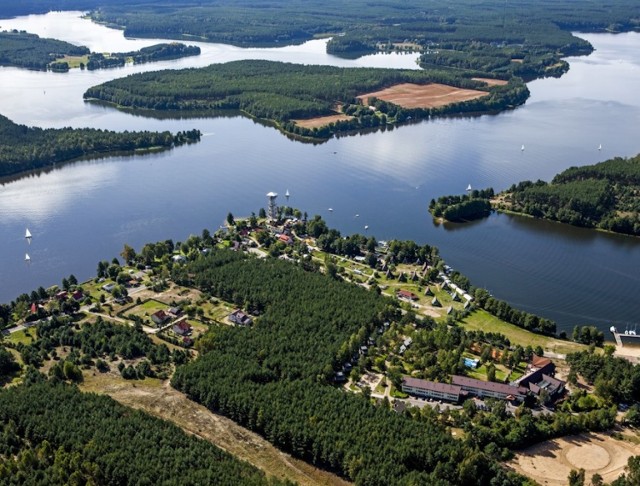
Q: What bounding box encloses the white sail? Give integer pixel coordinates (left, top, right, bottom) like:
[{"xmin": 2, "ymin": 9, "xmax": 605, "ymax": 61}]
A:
[
  {"xmin": 598, "ymin": 143, "xmax": 602, "ymax": 150},
  {"xmin": 285, "ymin": 189, "xmax": 290, "ymax": 197},
  {"xmin": 521, "ymin": 144, "xmax": 525, "ymax": 151},
  {"xmin": 25, "ymin": 228, "xmax": 32, "ymax": 238},
  {"xmin": 466, "ymin": 184, "xmax": 472, "ymax": 191},
  {"xmin": 25, "ymin": 253, "xmax": 31, "ymax": 262},
  {"xmin": 364, "ymin": 225, "xmax": 369, "ymax": 230}
]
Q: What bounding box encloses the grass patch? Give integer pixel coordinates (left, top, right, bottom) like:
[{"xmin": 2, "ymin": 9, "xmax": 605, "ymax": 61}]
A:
[
  {"xmin": 460, "ymin": 309, "xmax": 587, "ymax": 355},
  {"xmin": 6, "ymin": 328, "xmax": 34, "ymax": 345}
]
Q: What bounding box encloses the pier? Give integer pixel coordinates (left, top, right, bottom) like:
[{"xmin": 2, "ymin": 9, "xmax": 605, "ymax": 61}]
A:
[{"xmin": 610, "ymin": 326, "xmax": 640, "ymax": 348}]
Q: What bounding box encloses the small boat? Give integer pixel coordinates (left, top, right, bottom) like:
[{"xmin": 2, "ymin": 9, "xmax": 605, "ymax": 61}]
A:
[
  {"xmin": 466, "ymin": 184, "xmax": 472, "ymax": 192},
  {"xmin": 285, "ymin": 189, "xmax": 290, "ymax": 198},
  {"xmin": 25, "ymin": 228, "xmax": 32, "ymax": 239},
  {"xmin": 521, "ymin": 144, "xmax": 525, "ymax": 151},
  {"xmin": 328, "ymin": 208, "xmax": 333, "ymax": 212},
  {"xmin": 25, "ymin": 253, "xmax": 31, "ymax": 262},
  {"xmin": 364, "ymin": 225, "xmax": 369, "ymax": 231},
  {"xmin": 598, "ymin": 143, "xmax": 602, "ymax": 151}
]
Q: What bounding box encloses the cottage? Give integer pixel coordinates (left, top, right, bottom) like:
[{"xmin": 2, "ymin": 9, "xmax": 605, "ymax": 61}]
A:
[
  {"xmin": 396, "ymin": 289, "xmax": 418, "ymax": 301},
  {"xmin": 451, "ymin": 292, "xmax": 460, "ymax": 302},
  {"xmin": 278, "ymin": 234, "xmax": 293, "ymax": 245},
  {"xmin": 101, "ymin": 283, "xmax": 115, "ymax": 293},
  {"xmin": 172, "ymin": 254, "xmax": 186, "ymax": 263},
  {"xmin": 55, "ymin": 291, "xmax": 68, "ymax": 301},
  {"xmin": 424, "ymin": 287, "xmax": 433, "ymax": 296},
  {"xmin": 401, "ymin": 377, "xmax": 462, "ymax": 403},
  {"xmin": 151, "ymin": 310, "xmax": 170, "ymax": 326},
  {"xmin": 172, "ymin": 320, "xmax": 192, "ymax": 336},
  {"xmin": 168, "ymin": 306, "xmax": 182, "ymax": 317},
  {"xmin": 182, "ymin": 336, "xmax": 194, "ymax": 347},
  {"xmin": 71, "ymin": 290, "xmax": 84, "ymax": 302},
  {"xmin": 431, "ymin": 297, "xmax": 441, "ymax": 307},
  {"xmin": 229, "ymin": 309, "xmax": 253, "ymax": 326}
]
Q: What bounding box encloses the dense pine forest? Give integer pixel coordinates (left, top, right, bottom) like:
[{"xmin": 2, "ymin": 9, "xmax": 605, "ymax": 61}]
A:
[
  {"xmin": 0, "ymin": 382, "xmax": 282, "ymax": 485},
  {"xmin": 429, "ymin": 188, "xmax": 495, "ymax": 222},
  {"xmin": 0, "ymin": 31, "xmax": 89, "ymax": 71},
  {"xmin": 2, "ymin": 0, "xmax": 638, "ymax": 81},
  {"xmin": 499, "ymin": 155, "xmax": 640, "ymax": 236},
  {"xmin": 0, "ymin": 114, "xmax": 200, "ymax": 178},
  {"xmin": 84, "ymin": 60, "xmax": 528, "ymax": 139},
  {"xmin": 169, "ymin": 249, "xmax": 527, "ymax": 485}
]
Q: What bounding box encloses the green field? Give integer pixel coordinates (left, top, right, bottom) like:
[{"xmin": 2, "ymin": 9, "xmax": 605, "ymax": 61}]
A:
[{"xmin": 460, "ymin": 309, "xmax": 587, "ymax": 355}]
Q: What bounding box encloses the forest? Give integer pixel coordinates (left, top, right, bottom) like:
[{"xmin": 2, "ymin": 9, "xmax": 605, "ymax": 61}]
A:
[
  {"xmin": 429, "ymin": 188, "xmax": 495, "ymax": 222},
  {"xmin": 169, "ymin": 249, "xmax": 529, "ymax": 485},
  {"xmin": 0, "ymin": 114, "xmax": 200, "ymax": 178},
  {"xmin": 84, "ymin": 60, "xmax": 528, "ymax": 139},
  {"xmin": 0, "ymin": 382, "xmax": 282, "ymax": 485},
  {"xmin": 85, "ymin": 43, "xmax": 201, "ymax": 70},
  {"xmin": 0, "ymin": 31, "xmax": 89, "ymax": 71},
  {"xmin": 500, "ymin": 154, "xmax": 640, "ymax": 236}
]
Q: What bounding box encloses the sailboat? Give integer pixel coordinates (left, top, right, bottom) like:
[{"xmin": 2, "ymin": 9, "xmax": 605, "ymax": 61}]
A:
[
  {"xmin": 466, "ymin": 184, "xmax": 472, "ymax": 192},
  {"xmin": 598, "ymin": 143, "xmax": 602, "ymax": 151},
  {"xmin": 285, "ymin": 189, "xmax": 290, "ymax": 199},
  {"xmin": 364, "ymin": 225, "xmax": 369, "ymax": 231},
  {"xmin": 328, "ymin": 208, "xmax": 333, "ymax": 212},
  {"xmin": 25, "ymin": 228, "xmax": 32, "ymax": 239},
  {"xmin": 25, "ymin": 253, "xmax": 31, "ymax": 262},
  {"xmin": 521, "ymin": 144, "xmax": 525, "ymax": 151}
]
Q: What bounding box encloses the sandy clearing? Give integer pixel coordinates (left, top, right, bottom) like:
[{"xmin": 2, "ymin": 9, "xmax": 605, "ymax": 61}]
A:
[
  {"xmin": 357, "ymin": 82, "xmax": 487, "ymax": 109},
  {"xmin": 472, "ymin": 77, "xmax": 508, "ymax": 86},
  {"xmin": 81, "ymin": 373, "xmax": 350, "ymax": 486},
  {"xmin": 294, "ymin": 113, "xmax": 353, "ymax": 129},
  {"xmin": 509, "ymin": 432, "xmax": 640, "ymax": 485}
]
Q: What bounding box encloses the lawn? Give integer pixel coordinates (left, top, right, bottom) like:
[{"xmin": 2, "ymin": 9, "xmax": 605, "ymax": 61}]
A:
[
  {"xmin": 125, "ymin": 298, "xmax": 170, "ymax": 321},
  {"xmin": 6, "ymin": 328, "xmax": 34, "ymax": 345},
  {"xmin": 460, "ymin": 309, "xmax": 587, "ymax": 356}
]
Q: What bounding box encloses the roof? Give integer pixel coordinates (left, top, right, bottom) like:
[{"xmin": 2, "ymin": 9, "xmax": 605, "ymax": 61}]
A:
[
  {"xmin": 402, "ymin": 377, "xmax": 462, "ymax": 396},
  {"xmin": 531, "ymin": 355, "xmax": 552, "ymax": 369},
  {"xmin": 174, "ymin": 320, "xmax": 191, "ymax": 331},
  {"xmin": 452, "ymin": 375, "xmax": 527, "ymax": 397}
]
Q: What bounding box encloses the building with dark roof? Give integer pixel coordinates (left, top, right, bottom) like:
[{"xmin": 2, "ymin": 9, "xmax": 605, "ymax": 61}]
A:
[
  {"xmin": 402, "ymin": 377, "xmax": 462, "ymax": 403},
  {"xmin": 451, "ymin": 375, "xmax": 528, "ymax": 402}
]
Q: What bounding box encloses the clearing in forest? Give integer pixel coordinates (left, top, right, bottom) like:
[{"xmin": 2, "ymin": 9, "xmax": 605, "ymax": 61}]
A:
[
  {"xmin": 508, "ymin": 432, "xmax": 640, "ymax": 485},
  {"xmin": 293, "ymin": 113, "xmax": 353, "ymax": 128},
  {"xmin": 357, "ymin": 82, "xmax": 487, "ymax": 109}
]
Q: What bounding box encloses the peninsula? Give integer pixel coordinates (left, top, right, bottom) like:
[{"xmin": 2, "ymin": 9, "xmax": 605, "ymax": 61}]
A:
[
  {"xmin": 0, "ymin": 114, "xmax": 201, "ymax": 178},
  {"xmin": 84, "ymin": 60, "xmax": 529, "ymax": 140},
  {"xmin": 495, "ymin": 154, "xmax": 640, "ymax": 237}
]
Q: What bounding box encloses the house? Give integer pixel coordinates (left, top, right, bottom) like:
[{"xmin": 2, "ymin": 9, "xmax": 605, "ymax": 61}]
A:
[
  {"xmin": 71, "ymin": 290, "xmax": 84, "ymax": 302},
  {"xmin": 168, "ymin": 306, "xmax": 182, "ymax": 317},
  {"xmin": 334, "ymin": 371, "xmax": 347, "ymax": 383},
  {"xmin": 151, "ymin": 310, "xmax": 170, "ymax": 326},
  {"xmin": 451, "ymin": 292, "xmax": 460, "ymax": 302},
  {"xmin": 396, "ymin": 290, "xmax": 418, "ymax": 301},
  {"xmin": 451, "ymin": 375, "xmax": 528, "ymax": 402},
  {"xmin": 513, "ymin": 356, "xmax": 556, "ymax": 388},
  {"xmin": 172, "ymin": 254, "xmax": 186, "ymax": 263},
  {"xmin": 55, "ymin": 291, "xmax": 68, "ymax": 301},
  {"xmin": 402, "ymin": 376, "xmax": 462, "ymax": 403},
  {"xmin": 393, "ymin": 400, "xmax": 408, "ymax": 414},
  {"xmin": 101, "ymin": 283, "xmax": 115, "ymax": 293},
  {"xmin": 424, "ymin": 287, "xmax": 433, "ymax": 296},
  {"xmin": 530, "ymin": 374, "xmax": 565, "ymax": 398},
  {"xmin": 172, "ymin": 320, "xmax": 192, "ymax": 336},
  {"xmin": 229, "ymin": 309, "xmax": 253, "ymax": 326},
  {"xmin": 182, "ymin": 336, "xmax": 194, "ymax": 347},
  {"xmin": 278, "ymin": 234, "xmax": 293, "ymax": 245},
  {"xmin": 431, "ymin": 297, "xmax": 441, "ymax": 307}
]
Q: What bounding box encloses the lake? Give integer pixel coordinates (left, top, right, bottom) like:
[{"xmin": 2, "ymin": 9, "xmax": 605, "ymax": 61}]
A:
[{"xmin": 0, "ymin": 12, "xmax": 639, "ymax": 334}]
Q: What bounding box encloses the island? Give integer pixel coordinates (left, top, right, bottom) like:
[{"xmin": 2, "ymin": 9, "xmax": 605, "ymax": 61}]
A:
[
  {"xmin": 495, "ymin": 154, "xmax": 640, "ymax": 237},
  {"xmin": 0, "ymin": 114, "xmax": 201, "ymax": 178},
  {"xmin": 2, "ymin": 206, "xmax": 639, "ymax": 485},
  {"xmin": 429, "ymin": 188, "xmax": 495, "ymax": 223},
  {"xmin": 83, "ymin": 60, "xmax": 529, "ymax": 140},
  {"xmin": 0, "ymin": 30, "xmax": 200, "ymax": 72}
]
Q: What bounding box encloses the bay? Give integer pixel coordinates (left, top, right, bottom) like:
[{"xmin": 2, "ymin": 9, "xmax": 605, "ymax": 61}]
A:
[{"xmin": 0, "ymin": 12, "xmax": 638, "ymax": 334}]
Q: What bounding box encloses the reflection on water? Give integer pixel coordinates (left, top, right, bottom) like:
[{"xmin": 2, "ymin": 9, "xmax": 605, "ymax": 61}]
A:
[{"xmin": 0, "ymin": 13, "xmax": 638, "ymax": 335}]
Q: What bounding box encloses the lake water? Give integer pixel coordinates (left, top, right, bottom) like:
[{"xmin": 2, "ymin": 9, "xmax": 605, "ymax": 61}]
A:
[{"xmin": 0, "ymin": 12, "xmax": 639, "ymax": 334}]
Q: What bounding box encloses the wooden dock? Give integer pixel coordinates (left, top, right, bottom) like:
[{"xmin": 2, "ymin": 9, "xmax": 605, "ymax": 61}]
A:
[{"xmin": 610, "ymin": 328, "xmax": 640, "ymax": 348}]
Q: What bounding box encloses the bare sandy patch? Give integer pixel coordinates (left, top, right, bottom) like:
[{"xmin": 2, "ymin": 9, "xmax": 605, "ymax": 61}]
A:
[
  {"xmin": 472, "ymin": 77, "xmax": 508, "ymax": 86},
  {"xmin": 357, "ymin": 83, "xmax": 487, "ymax": 109},
  {"xmin": 81, "ymin": 372, "xmax": 350, "ymax": 486},
  {"xmin": 294, "ymin": 114, "xmax": 353, "ymax": 129},
  {"xmin": 509, "ymin": 433, "xmax": 640, "ymax": 485}
]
